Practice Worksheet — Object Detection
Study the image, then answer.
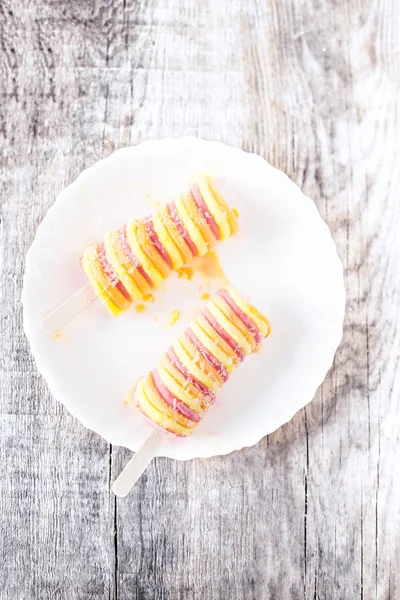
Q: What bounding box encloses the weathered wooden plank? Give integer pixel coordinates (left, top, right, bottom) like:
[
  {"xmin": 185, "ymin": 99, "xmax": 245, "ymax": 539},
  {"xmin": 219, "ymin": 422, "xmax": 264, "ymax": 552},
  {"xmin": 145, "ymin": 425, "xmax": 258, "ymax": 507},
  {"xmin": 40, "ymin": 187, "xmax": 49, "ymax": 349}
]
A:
[
  {"xmin": 109, "ymin": 0, "xmax": 307, "ymax": 597},
  {"xmin": 0, "ymin": 414, "xmax": 113, "ymax": 599},
  {"xmin": 0, "ymin": 2, "xmax": 115, "ymax": 598},
  {"xmin": 1, "ymin": 0, "xmax": 399, "ymax": 598},
  {"xmin": 242, "ymin": 1, "xmax": 400, "ymax": 598},
  {"xmin": 113, "ymin": 433, "xmax": 308, "ymax": 600}
]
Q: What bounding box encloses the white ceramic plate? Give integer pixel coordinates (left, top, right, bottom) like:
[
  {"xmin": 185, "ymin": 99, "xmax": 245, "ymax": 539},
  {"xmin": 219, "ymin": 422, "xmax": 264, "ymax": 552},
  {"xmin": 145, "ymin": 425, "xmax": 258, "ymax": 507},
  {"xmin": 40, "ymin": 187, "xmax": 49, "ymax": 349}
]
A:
[{"xmin": 22, "ymin": 138, "xmax": 345, "ymax": 459}]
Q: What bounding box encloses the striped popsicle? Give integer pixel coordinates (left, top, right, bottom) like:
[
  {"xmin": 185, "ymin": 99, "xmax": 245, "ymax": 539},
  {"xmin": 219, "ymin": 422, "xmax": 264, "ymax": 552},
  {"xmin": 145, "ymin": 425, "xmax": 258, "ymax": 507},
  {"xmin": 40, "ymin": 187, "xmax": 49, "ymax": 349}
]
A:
[
  {"xmin": 131, "ymin": 286, "xmax": 271, "ymax": 436},
  {"xmin": 81, "ymin": 175, "xmax": 238, "ymax": 316}
]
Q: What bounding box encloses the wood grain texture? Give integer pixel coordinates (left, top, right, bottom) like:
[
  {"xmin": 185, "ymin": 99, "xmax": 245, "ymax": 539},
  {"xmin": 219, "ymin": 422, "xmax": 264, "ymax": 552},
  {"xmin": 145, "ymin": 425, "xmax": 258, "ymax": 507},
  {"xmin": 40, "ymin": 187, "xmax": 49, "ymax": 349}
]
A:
[{"xmin": 1, "ymin": 0, "xmax": 399, "ymax": 598}]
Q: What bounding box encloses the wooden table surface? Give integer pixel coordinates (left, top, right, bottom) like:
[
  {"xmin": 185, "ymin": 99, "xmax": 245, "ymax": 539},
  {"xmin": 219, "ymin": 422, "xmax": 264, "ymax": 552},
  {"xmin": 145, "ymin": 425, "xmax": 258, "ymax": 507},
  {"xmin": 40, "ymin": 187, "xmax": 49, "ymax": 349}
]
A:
[{"xmin": 1, "ymin": 0, "xmax": 399, "ymax": 598}]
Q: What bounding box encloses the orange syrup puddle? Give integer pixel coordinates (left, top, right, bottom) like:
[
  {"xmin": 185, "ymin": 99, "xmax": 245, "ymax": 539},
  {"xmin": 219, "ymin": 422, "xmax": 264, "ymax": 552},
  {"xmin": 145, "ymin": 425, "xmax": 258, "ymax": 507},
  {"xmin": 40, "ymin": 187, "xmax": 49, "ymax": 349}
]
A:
[{"xmin": 191, "ymin": 251, "xmax": 230, "ymax": 287}]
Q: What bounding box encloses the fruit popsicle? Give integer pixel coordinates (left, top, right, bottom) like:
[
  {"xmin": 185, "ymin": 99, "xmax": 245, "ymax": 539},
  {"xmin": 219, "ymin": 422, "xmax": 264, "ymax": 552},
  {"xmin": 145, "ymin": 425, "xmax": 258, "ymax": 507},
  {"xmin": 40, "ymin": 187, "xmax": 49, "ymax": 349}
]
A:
[
  {"xmin": 130, "ymin": 286, "xmax": 271, "ymax": 436},
  {"xmin": 81, "ymin": 175, "xmax": 238, "ymax": 316}
]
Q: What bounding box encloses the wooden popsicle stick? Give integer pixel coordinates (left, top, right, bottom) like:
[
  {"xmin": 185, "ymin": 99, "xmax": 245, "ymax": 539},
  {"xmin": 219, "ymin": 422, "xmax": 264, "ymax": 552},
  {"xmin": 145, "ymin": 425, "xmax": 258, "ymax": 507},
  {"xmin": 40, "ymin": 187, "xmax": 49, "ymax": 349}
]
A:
[
  {"xmin": 112, "ymin": 427, "xmax": 167, "ymax": 497},
  {"xmin": 41, "ymin": 282, "xmax": 97, "ymax": 336}
]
